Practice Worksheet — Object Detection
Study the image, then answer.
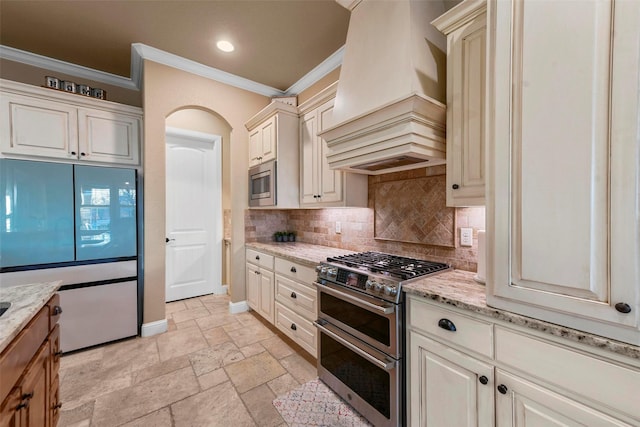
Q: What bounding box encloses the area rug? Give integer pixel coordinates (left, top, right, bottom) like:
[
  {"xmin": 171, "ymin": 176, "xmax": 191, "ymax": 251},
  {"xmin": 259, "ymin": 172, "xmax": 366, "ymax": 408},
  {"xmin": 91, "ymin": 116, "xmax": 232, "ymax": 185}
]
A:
[{"xmin": 273, "ymin": 378, "xmax": 373, "ymax": 427}]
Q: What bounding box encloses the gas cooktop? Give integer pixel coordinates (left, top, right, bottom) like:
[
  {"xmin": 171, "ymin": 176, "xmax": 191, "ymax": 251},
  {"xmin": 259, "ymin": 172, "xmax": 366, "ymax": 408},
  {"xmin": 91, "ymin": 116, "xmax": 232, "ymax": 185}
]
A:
[{"xmin": 326, "ymin": 251, "xmax": 450, "ymax": 281}]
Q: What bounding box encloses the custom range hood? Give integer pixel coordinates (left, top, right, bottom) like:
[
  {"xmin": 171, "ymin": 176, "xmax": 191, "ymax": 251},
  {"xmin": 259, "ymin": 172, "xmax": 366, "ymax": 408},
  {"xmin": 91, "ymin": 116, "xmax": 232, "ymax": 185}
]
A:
[{"xmin": 320, "ymin": 0, "xmax": 450, "ymax": 175}]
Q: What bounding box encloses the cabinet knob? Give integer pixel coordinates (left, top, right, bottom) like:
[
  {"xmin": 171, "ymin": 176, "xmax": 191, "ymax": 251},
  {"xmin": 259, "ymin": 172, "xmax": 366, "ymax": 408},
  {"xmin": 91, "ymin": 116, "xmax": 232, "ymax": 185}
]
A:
[
  {"xmin": 497, "ymin": 384, "xmax": 508, "ymax": 395},
  {"xmin": 452, "ymin": 184, "xmax": 460, "ymax": 190},
  {"xmin": 255, "ymin": 271, "xmax": 261, "ymax": 275},
  {"xmin": 71, "ymin": 151, "xmax": 77, "ymax": 155},
  {"xmin": 255, "ymin": 255, "xmax": 260, "ymax": 260},
  {"xmin": 53, "ymin": 402, "xmax": 63, "ymax": 410},
  {"xmin": 16, "ymin": 401, "xmax": 28, "ymax": 411},
  {"xmin": 53, "ymin": 305, "xmax": 63, "ymax": 315},
  {"xmin": 290, "ymin": 266, "xmax": 297, "ymax": 273},
  {"xmin": 615, "ymin": 302, "xmax": 632, "ymax": 314},
  {"xmin": 479, "ymin": 376, "xmax": 489, "ymax": 385},
  {"xmin": 21, "ymin": 392, "xmax": 33, "ymax": 400},
  {"xmin": 290, "ymin": 292, "xmax": 297, "ymax": 299},
  {"xmin": 290, "ymin": 323, "xmax": 297, "ymax": 331},
  {"xmin": 80, "ymin": 152, "xmax": 86, "ymax": 156},
  {"xmin": 54, "ymin": 350, "xmax": 63, "ymax": 358},
  {"xmin": 438, "ymin": 318, "xmax": 457, "ymax": 332}
]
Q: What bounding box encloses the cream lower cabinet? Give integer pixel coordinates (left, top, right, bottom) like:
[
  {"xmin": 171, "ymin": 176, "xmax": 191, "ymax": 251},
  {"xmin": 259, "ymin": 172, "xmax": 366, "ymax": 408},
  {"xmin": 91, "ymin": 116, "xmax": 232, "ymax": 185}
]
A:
[
  {"xmin": 432, "ymin": 0, "xmax": 486, "ymax": 207},
  {"xmin": 298, "ymin": 82, "xmax": 367, "ymax": 207},
  {"xmin": 273, "ymin": 257, "xmax": 318, "ymax": 357},
  {"xmin": 0, "ymin": 79, "xmax": 141, "ymax": 165},
  {"xmin": 407, "ymin": 296, "xmax": 640, "ymax": 427},
  {"xmin": 245, "ymin": 249, "xmax": 275, "ymax": 323},
  {"xmin": 485, "ymin": 0, "xmax": 640, "ymax": 344}
]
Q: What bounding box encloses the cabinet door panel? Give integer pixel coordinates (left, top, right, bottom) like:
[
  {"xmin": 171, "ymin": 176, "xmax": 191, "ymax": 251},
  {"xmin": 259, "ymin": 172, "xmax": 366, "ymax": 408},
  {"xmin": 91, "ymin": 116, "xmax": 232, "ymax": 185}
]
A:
[
  {"xmin": 317, "ymin": 101, "xmax": 342, "ymax": 203},
  {"xmin": 300, "ymin": 111, "xmax": 318, "ymax": 204},
  {"xmin": 246, "ymin": 263, "xmax": 259, "ymax": 311},
  {"xmin": 78, "ymin": 109, "xmax": 139, "ymax": 165},
  {"xmin": 495, "ymin": 370, "xmax": 632, "ymax": 427},
  {"xmin": 0, "ymin": 94, "xmax": 77, "ymax": 160},
  {"xmin": 409, "ymin": 331, "xmax": 494, "ymax": 427},
  {"xmin": 260, "ymin": 116, "xmax": 276, "ymax": 163},
  {"xmin": 248, "ymin": 128, "xmax": 261, "ymax": 167},
  {"xmin": 258, "ymin": 269, "xmax": 274, "ymax": 323},
  {"xmin": 487, "ymin": 0, "xmax": 640, "ymax": 338}
]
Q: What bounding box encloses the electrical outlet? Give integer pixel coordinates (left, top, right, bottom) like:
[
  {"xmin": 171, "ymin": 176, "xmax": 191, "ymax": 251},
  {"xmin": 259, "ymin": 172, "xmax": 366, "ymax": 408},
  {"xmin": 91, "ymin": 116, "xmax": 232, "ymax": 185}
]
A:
[
  {"xmin": 335, "ymin": 221, "xmax": 342, "ymax": 234},
  {"xmin": 460, "ymin": 227, "xmax": 473, "ymax": 247}
]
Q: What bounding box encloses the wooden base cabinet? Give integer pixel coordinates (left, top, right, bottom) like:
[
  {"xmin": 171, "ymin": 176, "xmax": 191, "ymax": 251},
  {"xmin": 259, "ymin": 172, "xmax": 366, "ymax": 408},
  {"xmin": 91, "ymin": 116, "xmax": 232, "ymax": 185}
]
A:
[
  {"xmin": 407, "ymin": 296, "xmax": 640, "ymax": 427},
  {"xmin": 0, "ymin": 294, "xmax": 62, "ymax": 427}
]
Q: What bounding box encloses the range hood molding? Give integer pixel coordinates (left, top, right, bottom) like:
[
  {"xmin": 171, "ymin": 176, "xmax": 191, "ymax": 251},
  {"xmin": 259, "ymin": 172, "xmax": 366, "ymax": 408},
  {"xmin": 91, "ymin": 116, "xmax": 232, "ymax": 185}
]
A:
[
  {"xmin": 320, "ymin": 92, "xmax": 447, "ymax": 175},
  {"xmin": 326, "ymin": 0, "xmax": 450, "ymax": 174}
]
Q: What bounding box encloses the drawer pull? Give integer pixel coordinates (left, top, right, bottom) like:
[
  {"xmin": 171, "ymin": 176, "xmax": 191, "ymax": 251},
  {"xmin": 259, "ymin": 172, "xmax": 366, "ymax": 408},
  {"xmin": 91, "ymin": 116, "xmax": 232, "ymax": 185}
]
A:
[
  {"xmin": 54, "ymin": 351, "xmax": 63, "ymax": 358},
  {"xmin": 290, "ymin": 292, "xmax": 297, "ymax": 299},
  {"xmin": 16, "ymin": 401, "xmax": 28, "ymax": 411},
  {"xmin": 438, "ymin": 318, "xmax": 457, "ymax": 332},
  {"xmin": 290, "ymin": 323, "xmax": 297, "ymax": 331},
  {"xmin": 290, "ymin": 266, "xmax": 297, "ymax": 273},
  {"xmin": 615, "ymin": 302, "xmax": 632, "ymax": 314},
  {"xmin": 22, "ymin": 392, "xmax": 33, "ymax": 400},
  {"xmin": 255, "ymin": 271, "xmax": 261, "ymax": 275},
  {"xmin": 53, "ymin": 305, "xmax": 63, "ymax": 315},
  {"xmin": 479, "ymin": 376, "xmax": 488, "ymax": 385},
  {"xmin": 497, "ymin": 384, "xmax": 508, "ymax": 395},
  {"xmin": 53, "ymin": 402, "xmax": 62, "ymax": 410}
]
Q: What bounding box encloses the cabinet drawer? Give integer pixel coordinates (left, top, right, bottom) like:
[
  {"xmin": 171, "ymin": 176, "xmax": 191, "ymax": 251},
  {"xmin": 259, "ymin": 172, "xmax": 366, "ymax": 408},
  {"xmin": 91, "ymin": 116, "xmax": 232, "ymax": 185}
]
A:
[
  {"xmin": 246, "ymin": 249, "xmax": 273, "ymax": 269},
  {"xmin": 275, "ymin": 274, "xmax": 317, "ymax": 320},
  {"xmin": 274, "ymin": 257, "xmax": 316, "ymax": 284},
  {"xmin": 408, "ymin": 297, "xmax": 493, "ymax": 358},
  {"xmin": 495, "ymin": 326, "xmax": 640, "ymax": 422},
  {"xmin": 275, "ymin": 303, "xmax": 316, "ymax": 357},
  {"xmin": 0, "ymin": 305, "xmax": 49, "ymax": 404}
]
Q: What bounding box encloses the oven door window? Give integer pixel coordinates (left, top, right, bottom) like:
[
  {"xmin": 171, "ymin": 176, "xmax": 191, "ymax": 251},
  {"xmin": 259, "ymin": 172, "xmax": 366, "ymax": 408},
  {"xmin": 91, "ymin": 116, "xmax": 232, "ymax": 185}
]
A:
[
  {"xmin": 320, "ymin": 292, "xmax": 391, "ymax": 346},
  {"xmin": 320, "ymin": 332, "xmax": 391, "ymax": 419}
]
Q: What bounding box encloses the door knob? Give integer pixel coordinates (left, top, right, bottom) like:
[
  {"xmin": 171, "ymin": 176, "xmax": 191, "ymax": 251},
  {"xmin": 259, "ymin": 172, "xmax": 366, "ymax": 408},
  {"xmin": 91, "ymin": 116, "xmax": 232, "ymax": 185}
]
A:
[{"xmin": 166, "ymin": 237, "xmax": 175, "ymax": 243}]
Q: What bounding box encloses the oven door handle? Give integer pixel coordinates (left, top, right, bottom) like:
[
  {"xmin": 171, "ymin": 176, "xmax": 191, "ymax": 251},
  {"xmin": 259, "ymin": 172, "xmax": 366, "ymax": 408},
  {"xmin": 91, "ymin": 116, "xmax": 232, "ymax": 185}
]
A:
[
  {"xmin": 315, "ymin": 282, "xmax": 395, "ymax": 315},
  {"xmin": 314, "ymin": 321, "xmax": 396, "ymax": 371}
]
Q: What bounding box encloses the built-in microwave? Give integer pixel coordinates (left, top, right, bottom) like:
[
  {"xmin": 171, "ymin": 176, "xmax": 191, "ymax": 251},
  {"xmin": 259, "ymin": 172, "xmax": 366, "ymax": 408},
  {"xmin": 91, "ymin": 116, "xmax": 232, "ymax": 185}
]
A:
[{"xmin": 248, "ymin": 160, "xmax": 276, "ymax": 207}]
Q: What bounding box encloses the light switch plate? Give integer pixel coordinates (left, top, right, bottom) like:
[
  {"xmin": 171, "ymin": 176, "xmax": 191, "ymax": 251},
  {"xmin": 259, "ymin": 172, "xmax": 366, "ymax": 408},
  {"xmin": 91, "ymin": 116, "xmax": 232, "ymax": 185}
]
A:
[
  {"xmin": 335, "ymin": 221, "xmax": 342, "ymax": 234},
  {"xmin": 460, "ymin": 228, "xmax": 473, "ymax": 246}
]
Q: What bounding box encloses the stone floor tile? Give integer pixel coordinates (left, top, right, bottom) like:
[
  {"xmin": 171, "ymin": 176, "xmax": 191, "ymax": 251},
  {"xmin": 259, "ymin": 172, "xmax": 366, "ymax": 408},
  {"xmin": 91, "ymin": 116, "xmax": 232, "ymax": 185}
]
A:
[
  {"xmin": 91, "ymin": 366, "xmax": 199, "ymax": 427},
  {"xmin": 184, "ymin": 297, "xmax": 204, "ymax": 308},
  {"xmin": 60, "ymin": 359, "xmax": 132, "ymax": 409},
  {"xmin": 241, "ymin": 384, "xmax": 285, "ymax": 427},
  {"xmin": 60, "ymin": 346, "xmax": 104, "ymax": 373},
  {"xmin": 279, "ymin": 352, "xmax": 317, "ymax": 384},
  {"xmin": 267, "ymin": 373, "xmax": 300, "ymax": 397},
  {"xmin": 65, "ymin": 420, "xmax": 91, "ymax": 427},
  {"xmin": 171, "ymin": 306, "xmax": 211, "ymax": 323},
  {"xmin": 156, "ymin": 325, "xmax": 208, "ymax": 361},
  {"xmin": 197, "ymin": 368, "xmax": 229, "ymax": 390},
  {"xmin": 229, "ymin": 321, "xmax": 275, "ymax": 348},
  {"xmin": 172, "ymin": 381, "xmax": 256, "ymax": 426},
  {"xmin": 240, "ymin": 342, "xmax": 266, "ymax": 358},
  {"xmin": 189, "ymin": 341, "xmax": 245, "ymax": 376},
  {"xmin": 57, "ymin": 400, "xmax": 94, "ymax": 427},
  {"xmin": 201, "ymin": 326, "xmax": 232, "ymax": 347},
  {"xmin": 224, "ymin": 351, "xmax": 286, "ymax": 393},
  {"xmin": 165, "ymin": 300, "xmax": 187, "ymax": 315},
  {"xmin": 196, "ymin": 311, "xmax": 241, "ymax": 330},
  {"xmin": 132, "ymin": 354, "xmax": 191, "ymax": 385},
  {"xmin": 260, "ymin": 335, "xmax": 296, "ymax": 360},
  {"xmin": 175, "ymin": 319, "xmax": 198, "ymax": 329},
  {"xmin": 167, "ymin": 317, "xmax": 177, "ymax": 331},
  {"xmin": 222, "ymin": 319, "xmax": 244, "ymax": 333},
  {"xmin": 100, "ymin": 337, "xmax": 159, "ymax": 373},
  {"xmin": 119, "ymin": 407, "xmax": 172, "ymax": 427}
]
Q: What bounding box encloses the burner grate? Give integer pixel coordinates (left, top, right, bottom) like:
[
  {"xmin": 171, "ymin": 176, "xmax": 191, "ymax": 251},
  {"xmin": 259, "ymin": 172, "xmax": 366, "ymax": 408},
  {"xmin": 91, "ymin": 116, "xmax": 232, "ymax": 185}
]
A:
[{"xmin": 326, "ymin": 252, "xmax": 450, "ymax": 280}]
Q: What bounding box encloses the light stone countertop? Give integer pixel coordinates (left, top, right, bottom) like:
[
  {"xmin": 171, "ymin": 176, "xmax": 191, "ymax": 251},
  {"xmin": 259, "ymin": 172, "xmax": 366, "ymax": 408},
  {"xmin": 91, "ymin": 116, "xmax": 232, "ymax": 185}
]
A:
[
  {"xmin": 0, "ymin": 281, "xmax": 61, "ymax": 353},
  {"xmin": 245, "ymin": 241, "xmax": 356, "ymax": 268},
  {"xmin": 403, "ymin": 270, "xmax": 640, "ymax": 360}
]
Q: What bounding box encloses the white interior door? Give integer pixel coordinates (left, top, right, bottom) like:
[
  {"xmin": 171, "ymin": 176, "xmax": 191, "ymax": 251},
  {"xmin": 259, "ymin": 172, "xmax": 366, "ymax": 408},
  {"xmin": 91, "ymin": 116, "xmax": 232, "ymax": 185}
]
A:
[{"xmin": 165, "ymin": 127, "xmax": 223, "ymax": 302}]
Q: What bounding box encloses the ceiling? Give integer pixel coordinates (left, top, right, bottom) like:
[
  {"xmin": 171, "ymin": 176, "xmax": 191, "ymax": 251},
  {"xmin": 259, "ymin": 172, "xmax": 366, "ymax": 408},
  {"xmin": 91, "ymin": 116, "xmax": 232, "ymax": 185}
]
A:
[{"xmin": 0, "ymin": 1, "xmax": 351, "ymax": 92}]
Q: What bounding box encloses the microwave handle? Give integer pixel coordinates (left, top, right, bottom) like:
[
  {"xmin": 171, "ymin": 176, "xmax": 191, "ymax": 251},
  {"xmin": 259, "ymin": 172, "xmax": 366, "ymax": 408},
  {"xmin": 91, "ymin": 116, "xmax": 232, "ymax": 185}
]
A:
[
  {"xmin": 315, "ymin": 282, "xmax": 395, "ymax": 315},
  {"xmin": 314, "ymin": 321, "xmax": 396, "ymax": 371}
]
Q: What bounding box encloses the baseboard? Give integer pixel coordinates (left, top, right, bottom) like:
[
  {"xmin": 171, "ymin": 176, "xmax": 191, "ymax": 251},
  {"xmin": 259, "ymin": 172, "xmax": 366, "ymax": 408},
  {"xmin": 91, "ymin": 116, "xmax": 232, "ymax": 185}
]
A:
[
  {"xmin": 228, "ymin": 300, "xmax": 249, "ymax": 314},
  {"xmin": 140, "ymin": 319, "xmax": 168, "ymax": 337}
]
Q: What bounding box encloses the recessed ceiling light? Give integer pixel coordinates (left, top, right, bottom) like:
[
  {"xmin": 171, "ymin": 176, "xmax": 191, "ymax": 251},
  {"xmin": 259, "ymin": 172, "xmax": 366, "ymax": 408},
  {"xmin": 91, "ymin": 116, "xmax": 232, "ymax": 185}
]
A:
[{"xmin": 216, "ymin": 40, "xmax": 235, "ymax": 53}]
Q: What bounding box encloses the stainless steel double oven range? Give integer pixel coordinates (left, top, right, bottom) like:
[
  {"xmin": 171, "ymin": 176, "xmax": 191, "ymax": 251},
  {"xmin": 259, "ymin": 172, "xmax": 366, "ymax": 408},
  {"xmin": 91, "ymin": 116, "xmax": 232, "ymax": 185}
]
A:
[{"xmin": 314, "ymin": 252, "xmax": 451, "ymax": 427}]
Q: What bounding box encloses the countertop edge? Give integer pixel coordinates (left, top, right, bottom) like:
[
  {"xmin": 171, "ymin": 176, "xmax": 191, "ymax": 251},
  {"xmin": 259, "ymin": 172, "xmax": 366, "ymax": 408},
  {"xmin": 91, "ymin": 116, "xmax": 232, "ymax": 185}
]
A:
[{"xmin": 0, "ymin": 281, "xmax": 62, "ymax": 353}]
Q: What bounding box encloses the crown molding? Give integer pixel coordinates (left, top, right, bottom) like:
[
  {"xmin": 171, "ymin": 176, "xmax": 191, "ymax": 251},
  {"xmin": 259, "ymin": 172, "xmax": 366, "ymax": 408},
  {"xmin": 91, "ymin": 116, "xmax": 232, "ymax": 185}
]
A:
[
  {"xmin": 283, "ymin": 46, "xmax": 344, "ymax": 95},
  {"xmin": 0, "ymin": 45, "xmax": 138, "ymax": 90},
  {"xmin": 1, "ymin": 43, "xmax": 344, "ymax": 97}
]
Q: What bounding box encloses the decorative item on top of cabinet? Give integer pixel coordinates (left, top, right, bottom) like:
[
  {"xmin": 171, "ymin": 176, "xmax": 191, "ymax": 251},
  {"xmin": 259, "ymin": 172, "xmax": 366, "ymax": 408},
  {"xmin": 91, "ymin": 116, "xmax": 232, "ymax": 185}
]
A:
[
  {"xmin": 298, "ymin": 82, "xmax": 367, "ymax": 207},
  {"xmin": 485, "ymin": 0, "xmax": 640, "ymax": 344},
  {"xmin": 432, "ymin": 0, "xmax": 486, "ymax": 207},
  {"xmin": 0, "ymin": 79, "xmax": 141, "ymax": 165}
]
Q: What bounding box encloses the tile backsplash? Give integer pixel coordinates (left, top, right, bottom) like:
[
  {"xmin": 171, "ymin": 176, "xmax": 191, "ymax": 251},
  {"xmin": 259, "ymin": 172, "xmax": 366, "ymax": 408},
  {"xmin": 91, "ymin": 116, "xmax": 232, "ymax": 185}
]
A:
[{"xmin": 245, "ymin": 167, "xmax": 485, "ymax": 272}]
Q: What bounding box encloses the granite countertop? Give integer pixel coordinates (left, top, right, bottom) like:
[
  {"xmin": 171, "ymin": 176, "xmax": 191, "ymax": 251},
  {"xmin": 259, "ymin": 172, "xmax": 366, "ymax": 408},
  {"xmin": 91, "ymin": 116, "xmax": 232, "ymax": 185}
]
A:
[
  {"xmin": 0, "ymin": 281, "xmax": 62, "ymax": 353},
  {"xmin": 404, "ymin": 271, "xmax": 640, "ymax": 360},
  {"xmin": 245, "ymin": 241, "xmax": 356, "ymax": 268}
]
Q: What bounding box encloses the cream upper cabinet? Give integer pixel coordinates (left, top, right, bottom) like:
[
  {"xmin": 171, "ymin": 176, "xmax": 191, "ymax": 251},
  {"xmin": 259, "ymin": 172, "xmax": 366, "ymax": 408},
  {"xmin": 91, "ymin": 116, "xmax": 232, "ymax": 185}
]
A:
[
  {"xmin": 433, "ymin": 0, "xmax": 486, "ymax": 207},
  {"xmin": 0, "ymin": 79, "xmax": 141, "ymax": 165},
  {"xmin": 245, "ymin": 101, "xmax": 298, "ymax": 168},
  {"xmin": 485, "ymin": 0, "xmax": 640, "ymax": 345},
  {"xmin": 298, "ymin": 83, "xmax": 367, "ymax": 207}
]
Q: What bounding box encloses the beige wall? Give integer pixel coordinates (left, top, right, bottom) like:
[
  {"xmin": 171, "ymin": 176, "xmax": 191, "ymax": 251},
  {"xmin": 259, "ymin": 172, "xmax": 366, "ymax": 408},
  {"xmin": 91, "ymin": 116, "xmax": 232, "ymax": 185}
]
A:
[
  {"xmin": 142, "ymin": 60, "xmax": 269, "ymax": 324},
  {"xmin": 0, "ymin": 59, "xmax": 142, "ymax": 107}
]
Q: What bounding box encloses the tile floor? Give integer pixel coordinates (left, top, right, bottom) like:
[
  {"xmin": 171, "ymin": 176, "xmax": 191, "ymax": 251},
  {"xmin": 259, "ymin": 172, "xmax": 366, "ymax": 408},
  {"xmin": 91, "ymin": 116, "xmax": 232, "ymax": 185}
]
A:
[{"xmin": 57, "ymin": 293, "xmax": 318, "ymax": 427}]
